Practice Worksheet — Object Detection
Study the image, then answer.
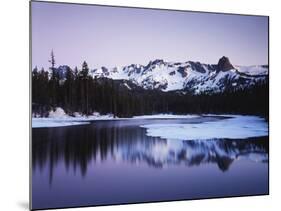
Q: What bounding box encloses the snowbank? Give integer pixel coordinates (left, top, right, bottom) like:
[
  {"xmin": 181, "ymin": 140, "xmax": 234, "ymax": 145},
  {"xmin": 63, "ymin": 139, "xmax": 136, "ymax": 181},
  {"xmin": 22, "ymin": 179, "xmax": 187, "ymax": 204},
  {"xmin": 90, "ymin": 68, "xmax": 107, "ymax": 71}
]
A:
[
  {"xmin": 48, "ymin": 107, "xmax": 67, "ymax": 118},
  {"xmin": 140, "ymin": 115, "xmax": 268, "ymax": 140},
  {"xmin": 32, "ymin": 107, "xmax": 116, "ymax": 128}
]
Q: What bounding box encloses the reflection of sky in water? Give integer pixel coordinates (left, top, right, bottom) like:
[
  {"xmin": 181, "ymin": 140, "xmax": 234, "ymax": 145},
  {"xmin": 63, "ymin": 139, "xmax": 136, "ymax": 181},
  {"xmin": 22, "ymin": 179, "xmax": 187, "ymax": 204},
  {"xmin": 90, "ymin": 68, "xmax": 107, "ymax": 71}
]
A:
[{"xmin": 32, "ymin": 118, "xmax": 269, "ymax": 209}]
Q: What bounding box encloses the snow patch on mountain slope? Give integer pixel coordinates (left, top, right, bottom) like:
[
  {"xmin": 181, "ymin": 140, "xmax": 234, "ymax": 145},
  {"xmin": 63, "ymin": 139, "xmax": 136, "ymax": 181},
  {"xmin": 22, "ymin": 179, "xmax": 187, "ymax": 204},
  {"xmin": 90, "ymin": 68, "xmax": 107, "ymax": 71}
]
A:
[{"xmin": 236, "ymin": 65, "xmax": 268, "ymax": 75}]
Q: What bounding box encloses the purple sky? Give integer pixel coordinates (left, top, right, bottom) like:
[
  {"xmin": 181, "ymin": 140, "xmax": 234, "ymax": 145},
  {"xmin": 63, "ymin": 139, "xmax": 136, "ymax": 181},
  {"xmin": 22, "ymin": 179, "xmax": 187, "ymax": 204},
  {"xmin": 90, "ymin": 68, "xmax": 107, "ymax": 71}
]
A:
[{"xmin": 31, "ymin": 1, "xmax": 268, "ymax": 70}]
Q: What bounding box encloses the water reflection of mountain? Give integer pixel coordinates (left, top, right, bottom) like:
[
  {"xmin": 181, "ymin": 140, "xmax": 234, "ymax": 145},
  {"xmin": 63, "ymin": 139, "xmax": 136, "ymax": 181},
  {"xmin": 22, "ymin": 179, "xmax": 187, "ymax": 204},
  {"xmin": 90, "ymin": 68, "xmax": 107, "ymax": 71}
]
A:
[
  {"xmin": 32, "ymin": 121, "xmax": 268, "ymax": 183},
  {"xmin": 119, "ymin": 138, "xmax": 268, "ymax": 171}
]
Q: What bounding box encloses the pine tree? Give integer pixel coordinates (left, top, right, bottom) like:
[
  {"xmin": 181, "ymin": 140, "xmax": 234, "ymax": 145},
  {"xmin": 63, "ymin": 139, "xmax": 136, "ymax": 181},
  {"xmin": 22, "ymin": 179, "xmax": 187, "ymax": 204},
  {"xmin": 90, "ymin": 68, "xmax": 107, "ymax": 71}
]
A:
[
  {"xmin": 81, "ymin": 61, "xmax": 89, "ymax": 77},
  {"xmin": 64, "ymin": 66, "xmax": 74, "ymax": 112},
  {"xmin": 49, "ymin": 50, "xmax": 56, "ymax": 73},
  {"xmin": 48, "ymin": 50, "xmax": 59, "ymax": 106},
  {"xmin": 32, "ymin": 66, "xmax": 39, "ymax": 105},
  {"xmin": 78, "ymin": 61, "xmax": 90, "ymax": 114}
]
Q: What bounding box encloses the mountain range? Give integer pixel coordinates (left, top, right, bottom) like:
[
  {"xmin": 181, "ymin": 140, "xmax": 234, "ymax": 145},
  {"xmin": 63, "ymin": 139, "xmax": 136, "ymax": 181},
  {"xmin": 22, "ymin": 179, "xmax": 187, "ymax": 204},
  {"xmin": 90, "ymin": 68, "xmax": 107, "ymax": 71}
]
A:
[{"xmin": 55, "ymin": 56, "xmax": 268, "ymax": 94}]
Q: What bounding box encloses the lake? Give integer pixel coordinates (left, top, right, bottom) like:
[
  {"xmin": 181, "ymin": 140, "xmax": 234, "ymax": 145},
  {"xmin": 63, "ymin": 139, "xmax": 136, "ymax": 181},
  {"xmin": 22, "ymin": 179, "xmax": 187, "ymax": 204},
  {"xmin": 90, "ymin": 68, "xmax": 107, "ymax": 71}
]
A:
[{"xmin": 31, "ymin": 117, "xmax": 269, "ymax": 210}]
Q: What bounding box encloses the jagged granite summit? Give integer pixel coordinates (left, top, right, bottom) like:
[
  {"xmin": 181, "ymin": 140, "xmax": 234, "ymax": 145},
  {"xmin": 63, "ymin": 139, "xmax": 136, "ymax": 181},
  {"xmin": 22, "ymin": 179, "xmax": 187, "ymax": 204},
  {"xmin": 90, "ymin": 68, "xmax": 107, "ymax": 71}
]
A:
[{"xmin": 217, "ymin": 56, "xmax": 235, "ymax": 72}]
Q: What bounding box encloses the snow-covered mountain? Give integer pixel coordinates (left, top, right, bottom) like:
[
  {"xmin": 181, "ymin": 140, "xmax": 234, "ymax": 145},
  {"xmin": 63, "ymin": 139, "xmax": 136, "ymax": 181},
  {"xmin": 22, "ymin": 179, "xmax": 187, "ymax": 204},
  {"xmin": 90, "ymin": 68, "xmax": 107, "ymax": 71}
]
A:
[
  {"xmin": 57, "ymin": 56, "xmax": 268, "ymax": 94},
  {"xmin": 89, "ymin": 56, "xmax": 268, "ymax": 94}
]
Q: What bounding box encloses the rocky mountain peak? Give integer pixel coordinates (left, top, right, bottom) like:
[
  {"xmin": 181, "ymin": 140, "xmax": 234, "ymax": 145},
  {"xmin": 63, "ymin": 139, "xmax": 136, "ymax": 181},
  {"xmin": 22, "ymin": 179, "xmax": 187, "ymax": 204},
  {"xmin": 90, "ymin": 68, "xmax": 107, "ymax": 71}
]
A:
[
  {"xmin": 149, "ymin": 59, "xmax": 165, "ymax": 66},
  {"xmin": 217, "ymin": 56, "xmax": 235, "ymax": 72}
]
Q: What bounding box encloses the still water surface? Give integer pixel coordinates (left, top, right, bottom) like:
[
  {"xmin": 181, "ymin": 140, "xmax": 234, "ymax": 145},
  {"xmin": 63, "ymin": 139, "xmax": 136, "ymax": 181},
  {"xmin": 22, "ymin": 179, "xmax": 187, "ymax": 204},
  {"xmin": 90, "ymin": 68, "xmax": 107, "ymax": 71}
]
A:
[{"xmin": 32, "ymin": 118, "xmax": 268, "ymax": 209}]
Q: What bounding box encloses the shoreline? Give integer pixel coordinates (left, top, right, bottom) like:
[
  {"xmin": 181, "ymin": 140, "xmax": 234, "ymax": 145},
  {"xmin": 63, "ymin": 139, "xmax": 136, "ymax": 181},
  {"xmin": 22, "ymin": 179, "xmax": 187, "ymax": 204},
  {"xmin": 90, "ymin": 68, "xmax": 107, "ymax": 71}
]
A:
[{"xmin": 32, "ymin": 114, "xmax": 264, "ymax": 129}]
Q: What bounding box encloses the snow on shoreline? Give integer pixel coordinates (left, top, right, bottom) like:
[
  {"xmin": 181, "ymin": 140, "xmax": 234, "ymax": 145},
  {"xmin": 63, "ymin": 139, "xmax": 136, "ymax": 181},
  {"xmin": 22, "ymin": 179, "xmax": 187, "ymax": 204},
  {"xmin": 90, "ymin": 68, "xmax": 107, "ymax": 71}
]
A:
[
  {"xmin": 32, "ymin": 108, "xmax": 268, "ymax": 140},
  {"xmin": 32, "ymin": 115, "xmax": 117, "ymax": 128},
  {"xmin": 32, "ymin": 107, "xmax": 116, "ymax": 128},
  {"xmin": 32, "ymin": 118, "xmax": 91, "ymax": 128},
  {"xmin": 31, "ymin": 114, "xmax": 199, "ymax": 128},
  {"xmin": 32, "ymin": 107, "xmax": 201, "ymax": 128},
  {"xmin": 32, "ymin": 113, "xmax": 268, "ymax": 140},
  {"xmin": 32, "ymin": 114, "xmax": 118, "ymax": 128},
  {"xmin": 141, "ymin": 115, "xmax": 268, "ymax": 140}
]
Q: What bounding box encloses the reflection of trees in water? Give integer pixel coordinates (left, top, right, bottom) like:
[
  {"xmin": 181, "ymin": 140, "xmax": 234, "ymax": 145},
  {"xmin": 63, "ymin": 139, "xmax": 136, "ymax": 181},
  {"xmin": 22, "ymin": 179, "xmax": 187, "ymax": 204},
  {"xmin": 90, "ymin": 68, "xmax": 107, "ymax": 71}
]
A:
[
  {"xmin": 32, "ymin": 122, "xmax": 268, "ymax": 185},
  {"xmin": 32, "ymin": 123, "xmax": 154, "ymax": 184}
]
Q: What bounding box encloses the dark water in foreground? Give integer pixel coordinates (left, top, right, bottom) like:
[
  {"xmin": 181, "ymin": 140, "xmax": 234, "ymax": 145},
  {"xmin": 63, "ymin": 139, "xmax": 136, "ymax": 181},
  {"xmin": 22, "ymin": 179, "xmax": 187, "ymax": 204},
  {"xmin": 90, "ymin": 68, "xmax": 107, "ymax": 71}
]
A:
[{"xmin": 32, "ymin": 118, "xmax": 269, "ymax": 210}]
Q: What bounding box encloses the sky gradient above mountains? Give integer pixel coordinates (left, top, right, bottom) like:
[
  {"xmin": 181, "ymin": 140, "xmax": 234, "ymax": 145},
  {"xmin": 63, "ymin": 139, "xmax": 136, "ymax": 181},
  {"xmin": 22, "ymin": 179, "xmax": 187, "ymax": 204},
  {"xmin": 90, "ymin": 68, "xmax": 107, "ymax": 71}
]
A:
[{"xmin": 31, "ymin": 1, "xmax": 268, "ymax": 69}]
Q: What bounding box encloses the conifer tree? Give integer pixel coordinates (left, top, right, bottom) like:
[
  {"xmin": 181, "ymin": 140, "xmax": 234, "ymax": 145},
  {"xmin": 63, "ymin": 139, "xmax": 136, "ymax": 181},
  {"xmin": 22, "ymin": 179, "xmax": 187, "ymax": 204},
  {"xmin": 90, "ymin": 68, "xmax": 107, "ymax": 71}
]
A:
[{"xmin": 48, "ymin": 50, "xmax": 59, "ymax": 106}]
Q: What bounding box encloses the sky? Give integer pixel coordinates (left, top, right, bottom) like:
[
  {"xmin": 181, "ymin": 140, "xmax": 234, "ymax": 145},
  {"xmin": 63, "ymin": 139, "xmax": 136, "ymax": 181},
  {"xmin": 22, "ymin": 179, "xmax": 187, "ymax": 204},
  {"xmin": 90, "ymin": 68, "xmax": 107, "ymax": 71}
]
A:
[{"xmin": 31, "ymin": 1, "xmax": 268, "ymax": 70}]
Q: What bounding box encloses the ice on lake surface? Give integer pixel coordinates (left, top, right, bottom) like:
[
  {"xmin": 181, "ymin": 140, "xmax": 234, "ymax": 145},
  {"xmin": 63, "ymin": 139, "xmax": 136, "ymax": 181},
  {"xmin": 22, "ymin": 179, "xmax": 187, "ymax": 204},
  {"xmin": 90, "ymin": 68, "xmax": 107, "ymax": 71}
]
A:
[
  {"xmin": 141, "ymin": 115, "xmax": 268, "ymax": 140},
  {"xmin": 32, "ymin": 115, "xmax": 269, "ymax": 210},
  {"xmin": 32, "ymin": 114, "xmax": 268, "ymax": 141}
]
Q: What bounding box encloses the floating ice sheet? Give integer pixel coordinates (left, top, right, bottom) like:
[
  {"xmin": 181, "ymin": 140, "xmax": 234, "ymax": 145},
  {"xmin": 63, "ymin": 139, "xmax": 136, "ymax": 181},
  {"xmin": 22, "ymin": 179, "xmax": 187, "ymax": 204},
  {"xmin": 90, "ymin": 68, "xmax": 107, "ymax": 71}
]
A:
[{"xmin": 140, "ymin": 115, "xmax": 268, "ymax": 140}]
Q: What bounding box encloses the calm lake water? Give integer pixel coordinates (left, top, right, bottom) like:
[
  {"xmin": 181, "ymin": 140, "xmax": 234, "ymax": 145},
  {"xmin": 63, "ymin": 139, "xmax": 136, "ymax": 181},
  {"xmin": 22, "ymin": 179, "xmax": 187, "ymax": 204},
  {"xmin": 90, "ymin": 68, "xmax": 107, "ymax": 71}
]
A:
[{"xmin": 32, "ymin": 118, "xmax": 269, "ymax": 210}]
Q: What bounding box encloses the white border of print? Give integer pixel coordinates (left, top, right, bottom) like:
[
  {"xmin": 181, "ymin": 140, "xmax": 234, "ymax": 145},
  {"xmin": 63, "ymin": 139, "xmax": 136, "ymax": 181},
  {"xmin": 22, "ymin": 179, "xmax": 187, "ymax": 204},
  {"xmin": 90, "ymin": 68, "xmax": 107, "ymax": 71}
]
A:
[{"xmin": 0, "ymin": 0, "xmax": 280, "ymax": 211}]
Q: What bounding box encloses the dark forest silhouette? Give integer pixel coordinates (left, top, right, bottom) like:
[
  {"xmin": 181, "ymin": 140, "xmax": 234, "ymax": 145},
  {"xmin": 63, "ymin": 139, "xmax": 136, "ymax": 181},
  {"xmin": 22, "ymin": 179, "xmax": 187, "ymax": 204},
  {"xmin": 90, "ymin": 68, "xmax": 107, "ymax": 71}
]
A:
[{"xmin": 32, "ymin": 52, "xmax": 269, "ymax": 118}]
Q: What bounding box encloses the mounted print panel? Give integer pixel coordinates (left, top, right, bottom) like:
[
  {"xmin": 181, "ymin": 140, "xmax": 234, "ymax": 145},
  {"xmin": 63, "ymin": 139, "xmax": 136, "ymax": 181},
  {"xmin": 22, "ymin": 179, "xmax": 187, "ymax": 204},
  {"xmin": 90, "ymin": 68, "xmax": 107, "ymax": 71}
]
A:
[{"xmin": 30, "ymin": 1, "xmax": 269, "ymax": 210}]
